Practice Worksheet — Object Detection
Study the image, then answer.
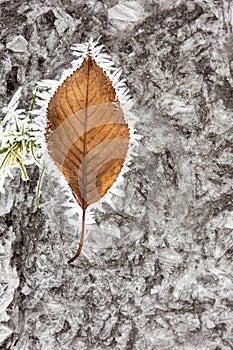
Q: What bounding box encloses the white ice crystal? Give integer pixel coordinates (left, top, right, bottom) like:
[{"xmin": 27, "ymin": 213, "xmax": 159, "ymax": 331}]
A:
[
  {"xmin": 108, "ymin": 1, "xmax": 145, "ymax": 30},
  {"xmin": 6, "ymin": 35, "xmax": 28, "ymax": 53}
]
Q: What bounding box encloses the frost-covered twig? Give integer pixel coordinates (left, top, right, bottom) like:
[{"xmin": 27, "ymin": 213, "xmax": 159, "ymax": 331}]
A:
[{"xmin": 0, "ymin": 87, "xmax": 44, "ymax": 194}]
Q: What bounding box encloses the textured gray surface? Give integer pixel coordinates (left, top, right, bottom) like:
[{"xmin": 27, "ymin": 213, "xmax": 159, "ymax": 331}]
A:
[{"xmin": 0, "ymin": 0, "xmax": 233, "ymax": 349}]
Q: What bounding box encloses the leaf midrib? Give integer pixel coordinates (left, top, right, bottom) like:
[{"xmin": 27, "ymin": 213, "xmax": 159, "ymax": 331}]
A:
[{"xmin": 83, "ymin": 56, "xmax": 91, "ymax": 208}]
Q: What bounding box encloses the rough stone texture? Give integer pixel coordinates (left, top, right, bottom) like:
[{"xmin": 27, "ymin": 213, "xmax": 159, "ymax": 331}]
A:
[{"xmin": 0, "ymin": 0, "xmax": 233, "ymax": 349}]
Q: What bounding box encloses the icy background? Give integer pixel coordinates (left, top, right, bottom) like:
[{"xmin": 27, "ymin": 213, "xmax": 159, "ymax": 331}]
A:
[{"xmin": 0, "ymin": 0, "xmax": 233, "ymax": 349}]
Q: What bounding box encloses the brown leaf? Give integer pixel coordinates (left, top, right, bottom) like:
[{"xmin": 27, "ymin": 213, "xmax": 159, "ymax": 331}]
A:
[{"xmin": 46, "ymin": 56, "xmax": 130, "ymax": 263}]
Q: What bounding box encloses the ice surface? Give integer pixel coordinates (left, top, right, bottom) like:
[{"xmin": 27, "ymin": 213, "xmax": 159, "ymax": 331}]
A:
[
  {"xmin": 0, "ymin": 0, "xmax": 233, "ymax": 349},
  {"xmin": 0, "ymin": 325, "xmax": 12, "ymax": 345},
  {"xmin": 108, "ymin": 1, "xmax": 146, "ymax": 30},
  {"xmin": 6, "ymin": 35, "xmax": 28, "ymax": 53}
]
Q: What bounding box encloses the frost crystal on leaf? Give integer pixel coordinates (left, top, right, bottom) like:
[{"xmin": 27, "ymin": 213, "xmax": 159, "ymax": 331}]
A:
[{"xmin": 34, "ymin": 38, "xmax": 138, "ymax": 219}]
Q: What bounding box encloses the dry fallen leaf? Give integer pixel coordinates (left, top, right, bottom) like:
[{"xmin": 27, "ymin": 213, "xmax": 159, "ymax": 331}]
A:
[{"xmin": 46, "ymin": 55, "xmax": 129, "ymax": 263}]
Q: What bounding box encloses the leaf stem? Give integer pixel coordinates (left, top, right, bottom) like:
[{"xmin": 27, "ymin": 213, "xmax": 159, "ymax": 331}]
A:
[{"xmin": 67, "ymin": 207, "xmax": 86, "ymax": 264}]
